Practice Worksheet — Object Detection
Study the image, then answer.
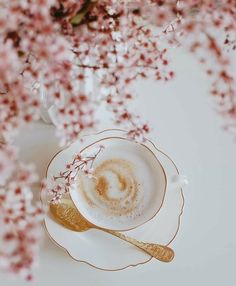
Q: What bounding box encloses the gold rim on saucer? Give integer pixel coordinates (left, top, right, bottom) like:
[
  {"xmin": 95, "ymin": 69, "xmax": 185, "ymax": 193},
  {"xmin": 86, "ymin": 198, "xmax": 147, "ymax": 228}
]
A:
[{"xmin": 41, "ymin": 129, "xmax": 185, "ymax": 271}]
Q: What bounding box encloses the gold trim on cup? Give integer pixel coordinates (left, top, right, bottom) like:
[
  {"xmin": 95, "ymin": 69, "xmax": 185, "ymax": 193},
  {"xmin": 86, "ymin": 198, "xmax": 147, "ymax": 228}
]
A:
[{"xmin": 72, "ymin": 135, "xmax": 167, "ymax": 232}]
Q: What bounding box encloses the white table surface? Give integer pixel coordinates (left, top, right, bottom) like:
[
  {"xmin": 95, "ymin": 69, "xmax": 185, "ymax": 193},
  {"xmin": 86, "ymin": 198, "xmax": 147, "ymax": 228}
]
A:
[{"xmin": 2, "ymin": 48, "xmax": 236, "ymax": 285}]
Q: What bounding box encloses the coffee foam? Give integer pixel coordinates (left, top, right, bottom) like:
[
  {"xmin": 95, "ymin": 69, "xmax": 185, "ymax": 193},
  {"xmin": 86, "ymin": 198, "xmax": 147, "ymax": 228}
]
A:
[
  {"xmin": 70, "ymin": 138, "xmax": 166, "ymax": 230},
  {"xmin": 76, "ymin": 156, "xmax": 156, "ymax": 227},
  {"xmin": 78, "ymin": 159, "xmax": 143, "ymax": 218}
]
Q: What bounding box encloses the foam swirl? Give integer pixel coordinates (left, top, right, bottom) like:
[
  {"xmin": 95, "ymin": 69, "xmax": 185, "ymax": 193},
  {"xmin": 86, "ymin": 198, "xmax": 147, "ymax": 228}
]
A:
[{"xmin": 78, "ymin": 159, "xmax": 141, "ymax": 216}]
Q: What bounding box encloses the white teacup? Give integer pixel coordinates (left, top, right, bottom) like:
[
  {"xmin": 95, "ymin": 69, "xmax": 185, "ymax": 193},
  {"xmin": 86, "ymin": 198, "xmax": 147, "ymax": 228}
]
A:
[{"xmin": 70, "ymin": 133, "xmax": 186, "ymax": 231}]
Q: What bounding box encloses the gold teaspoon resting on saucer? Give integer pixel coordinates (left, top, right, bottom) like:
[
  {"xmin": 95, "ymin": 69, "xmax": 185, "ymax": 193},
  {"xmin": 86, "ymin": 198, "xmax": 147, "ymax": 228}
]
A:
[{"xmin": 49, "ymin": 199, "xmax": 175, "ymax": 263}]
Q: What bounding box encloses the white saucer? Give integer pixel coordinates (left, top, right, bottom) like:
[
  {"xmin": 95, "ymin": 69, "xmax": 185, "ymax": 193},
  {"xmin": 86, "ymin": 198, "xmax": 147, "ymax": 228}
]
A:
[{"xmin": 42, "ymin": 129, "xmax": 185, "ymax": 270}]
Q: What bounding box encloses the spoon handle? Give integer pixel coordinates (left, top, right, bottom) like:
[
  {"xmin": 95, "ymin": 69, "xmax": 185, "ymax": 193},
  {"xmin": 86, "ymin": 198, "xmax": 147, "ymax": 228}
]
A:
[{"xmin": 105, "ymin": 230, "xmax": 174, "ymax": 262}]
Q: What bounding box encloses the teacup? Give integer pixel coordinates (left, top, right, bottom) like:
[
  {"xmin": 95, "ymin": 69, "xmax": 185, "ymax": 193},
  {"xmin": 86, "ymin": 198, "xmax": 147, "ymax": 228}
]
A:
[{"xmin": 70, "ymin": 133, "xmax": 171, "ymax": 231}]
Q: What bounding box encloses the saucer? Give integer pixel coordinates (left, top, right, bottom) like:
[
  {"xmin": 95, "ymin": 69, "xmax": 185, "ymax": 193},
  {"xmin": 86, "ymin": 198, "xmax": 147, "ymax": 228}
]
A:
[{"xmin": 42, "ymin": 129, "xmax": 185, "ymax": 270}]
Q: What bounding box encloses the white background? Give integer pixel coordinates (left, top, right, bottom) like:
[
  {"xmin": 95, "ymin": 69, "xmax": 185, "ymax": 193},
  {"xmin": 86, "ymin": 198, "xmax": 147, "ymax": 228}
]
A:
[{"xmin": 1, "ymin": 47, "xmax": 236, "ymax": 285}]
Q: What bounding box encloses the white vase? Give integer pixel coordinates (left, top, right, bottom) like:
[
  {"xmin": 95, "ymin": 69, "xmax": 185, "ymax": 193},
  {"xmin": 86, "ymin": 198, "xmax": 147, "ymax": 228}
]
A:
[
  {"xmin": 39, "ymin": 66, "xmax": 99, "ymax": 126},
  {"xmin": 39, "ymin": 83, "xmax": 59, "ymax": 126}
]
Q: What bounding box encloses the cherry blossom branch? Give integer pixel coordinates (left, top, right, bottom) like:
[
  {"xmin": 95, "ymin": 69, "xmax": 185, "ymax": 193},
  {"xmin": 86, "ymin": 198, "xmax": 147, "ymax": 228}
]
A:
[
  {"xmin": 45, "ymin": 145, "xmax": 104, "ymax": 204},
  {"xmin": 0, "ymin": 0, "xmax": 236, "ymax": 280},
  {"xmin": 0, "ymin": 143, "xmax": 43, "ymax": 281}
]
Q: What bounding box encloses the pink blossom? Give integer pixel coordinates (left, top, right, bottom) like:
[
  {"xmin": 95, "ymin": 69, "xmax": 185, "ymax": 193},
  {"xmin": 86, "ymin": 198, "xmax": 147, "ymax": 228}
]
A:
[
  {"xmin": 45, "ymin": 144, "xmax": 104, "ymax": 202},
  {"xmin": 0, "ymin": 147, "xmax": 15, "ymax": 185},
  {"xmin": 0, "ymin": 0, "xmax": 236, "ymax": 280},
  {"xmin": 0, "ymin": 144, "xmax": 43, "ymax": 279}
]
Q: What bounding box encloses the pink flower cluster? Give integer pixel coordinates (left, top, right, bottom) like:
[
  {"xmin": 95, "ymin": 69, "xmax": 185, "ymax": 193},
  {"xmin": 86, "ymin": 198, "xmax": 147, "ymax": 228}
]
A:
[
  {"xmin": 159, "ymin": 0, "xmax": 236, "ymax": 131},
  {"xmin": 1, "ymin": 1, "xmax": 235, "ymax": 143},
  {"xmin": 0, "ymin": 143, "xmax": 43, "ymax": 281},
  {"xmin": 55, "ymin": 0, "xmax": 174, "ymax": 141},
  {"xmin": 0, "ymin": 0, "xmax": 94, "ymax": 144},
  {"xmin": 0, "ymin": 0, "xmax": 236, "ymax": 280},
  {"xmin": 44, "ymin": 144, "xmax": 104, "ymax": 203}
]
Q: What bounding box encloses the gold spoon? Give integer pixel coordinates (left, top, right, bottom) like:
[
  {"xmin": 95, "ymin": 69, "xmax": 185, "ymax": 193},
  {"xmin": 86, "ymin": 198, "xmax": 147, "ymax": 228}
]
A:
[{"xmin": 49, "ymin": 199, "xmax": 174, "ymax": 263}]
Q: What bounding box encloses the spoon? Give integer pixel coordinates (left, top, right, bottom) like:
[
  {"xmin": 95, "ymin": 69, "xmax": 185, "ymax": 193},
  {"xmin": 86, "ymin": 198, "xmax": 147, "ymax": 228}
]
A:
[{"xmin": 49, "ymin": 199, "xmax": 174, "ymax": 263}]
